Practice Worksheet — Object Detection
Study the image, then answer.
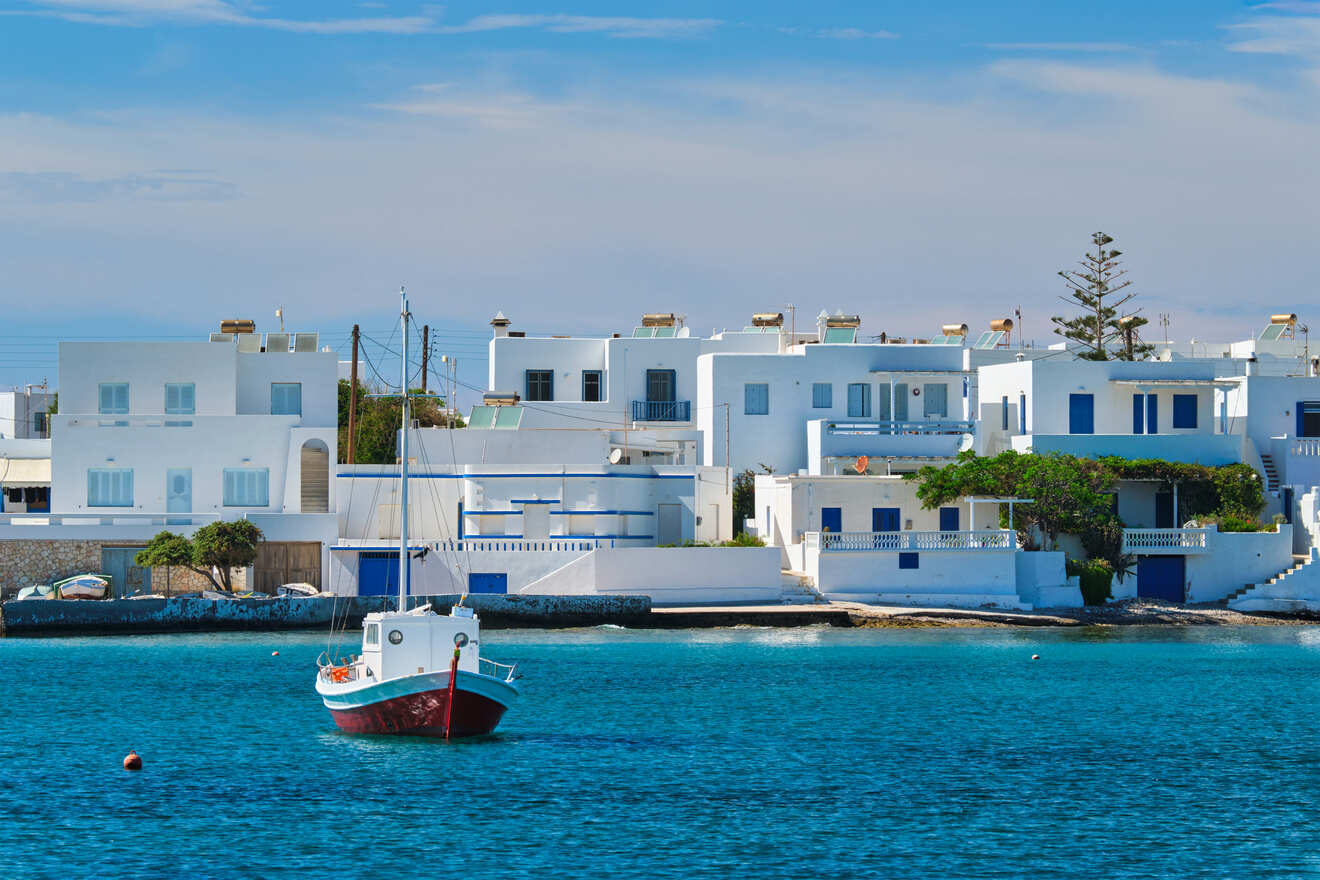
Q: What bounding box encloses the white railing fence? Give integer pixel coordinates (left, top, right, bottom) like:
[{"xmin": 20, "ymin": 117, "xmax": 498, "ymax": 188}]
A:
[
  {"xmin": 1292, "ymin": 439, "xmax": 1320, "ymax": 457},
  {"xmin": 808, "ymin": 530, "xmax": 1015, "ymax": 552},
  {"xmin": 1121, "ymin": 528, "xmax": 1209, "ymax": 552}
]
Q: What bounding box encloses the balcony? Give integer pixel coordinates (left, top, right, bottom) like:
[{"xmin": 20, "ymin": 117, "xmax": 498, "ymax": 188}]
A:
[
  {"xmin": 1013, "ymin": 433, "xmax": 1244, "ymax": 466},
  {"xmin": 807, "ymin": 529, "xmax": 1015, "ymax": 552},
  {"xmin": 1121, "ymin": 528, "xmax": 1209, "ymax": 554},
  {"xmin": 631, "ymin": 400, "xmax": 691, "ymax": 422},
  {"xmin": 808, "ymin": 419, "xmax": 974, "ymax": 473}
]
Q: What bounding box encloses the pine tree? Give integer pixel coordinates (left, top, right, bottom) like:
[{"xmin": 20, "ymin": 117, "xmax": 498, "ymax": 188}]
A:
[{"xmin": 1051, "ymin": 232, "xmax": 1152, "ymax": 361}]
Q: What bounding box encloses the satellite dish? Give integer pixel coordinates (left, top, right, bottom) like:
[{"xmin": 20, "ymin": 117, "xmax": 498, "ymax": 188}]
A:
[{"xmin": 609, "ymin": 448, "xmax": 624, "ymax": 464}]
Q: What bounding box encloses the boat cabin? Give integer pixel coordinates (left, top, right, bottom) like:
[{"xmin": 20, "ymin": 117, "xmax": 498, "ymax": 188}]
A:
[{"xmin": 359, "ymin": 608, "xmax": 482, "ymax": 683}]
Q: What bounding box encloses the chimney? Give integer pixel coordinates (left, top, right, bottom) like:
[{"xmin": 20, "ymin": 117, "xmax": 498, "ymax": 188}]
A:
[{"xmin": 490, "ymin": 311, "xmax": 511, "ymax": 339}]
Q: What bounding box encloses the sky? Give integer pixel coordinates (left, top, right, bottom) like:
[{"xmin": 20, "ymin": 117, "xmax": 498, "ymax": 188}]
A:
[{"xmin": 2, "ymin": 1, "xmax": 1320, "ymax": 399}]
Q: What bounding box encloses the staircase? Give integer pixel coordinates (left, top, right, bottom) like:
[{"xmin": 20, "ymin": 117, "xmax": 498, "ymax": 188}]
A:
[
  {"xmin": 780, "ymin": 570, "xmax": 826, "ymax": 604},
  {"xmin": 1260, "ymin": 453, "xmax": 1280, "ymax": 493},
  {"xmin": 1220, "ymin": 553, "xmax": 1312, "ymax": 606}
]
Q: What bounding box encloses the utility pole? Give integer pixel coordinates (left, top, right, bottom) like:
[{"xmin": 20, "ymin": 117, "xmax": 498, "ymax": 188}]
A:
[
  {"xmin": 421, "ymin": 324, "xmax": 430, "ymax": 393},
  {"xmin": 348, "ymin": 324, "xmax": 360, "ymax": 464}
]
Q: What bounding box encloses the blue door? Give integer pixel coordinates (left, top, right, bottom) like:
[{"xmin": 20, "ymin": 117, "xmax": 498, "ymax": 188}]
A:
[
  {"xmin": 1137, "ymin": 556, "xmax": 1185, "ymax": 603},
  {"xmin": 939, "ymin": 507, "xmax": 960, "ymax": 531},
  {"xmin": 821, "ymin": 507, "xmax": 842, "ymax": 534},
  {"xmin": 468, "ymin": 572, "xmax": 508, "ymax": 594},
  {"xmin": 1069, "ymin": 393, "xmax": 1094, "ymax": 434},
  {"xmin": 358, "ymin": 552, "xmax": 400, "ymax": 597},
  {"xmin": 101, "ymin": 547, "xmax": 149, "ymax": 598},
  {"xmin": 872, "ymin": 507, "xmax": 900, "ymax": 532}
]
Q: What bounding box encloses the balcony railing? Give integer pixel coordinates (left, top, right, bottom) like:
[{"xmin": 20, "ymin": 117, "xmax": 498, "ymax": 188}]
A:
[
  {"xmin": 826, "ymin": 420, "xmax": 974, "ymax": 436},
  {"xmin": 631, "ymin": 400, "xmax": 691, "ymax": 422},
  {"xmin": 1121, "ymin": 528, "xmax": 1209, "ymax": 554},
  {"xmin": 807, "ymin": 529, "xmax": 1015, "ymax": 552}
]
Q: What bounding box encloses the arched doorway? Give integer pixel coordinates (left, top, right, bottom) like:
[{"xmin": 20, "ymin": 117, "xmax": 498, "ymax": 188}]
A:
[{"xmin": 300, "ymin": 439, "xmax": 330, "ymax": 513}]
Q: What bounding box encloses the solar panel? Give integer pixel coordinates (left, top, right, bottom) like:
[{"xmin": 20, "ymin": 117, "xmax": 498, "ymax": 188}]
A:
[
  {"xmin": 236, "ymin": 333, "xmax": 261, "ymax": 353},
  {"xmin": 467, "ymin": 406, "xmax": 496, "ymax": 429},
  {"xmin": 293, "ymin": 332, "xmax": 319, "ymax": 352},
  {"xmin": 653, "ymin": 327, "xmax": 676, "ymax": 338},
  {"xmin": 494, "ymin": 407, "xmax": 523, "ymax": 429},
  {"xmin": 930, "ymin": 335, "xmax": 949, "ymax": 345},
  {"xmin": 265, "ymin": 332, "xmax": 291, "ymax": 353},
  {"xmin": 973, "ymin": 331, "xmax": 1005, "ymax": 349},
  {"xmin": 632, "ymin": 327, "xmax": 655, "ymax": 338},
  {"xmin": 822, "ymin": 327, "xmax": 857, "ymax": 344},
  {"xmin": 209, "ymin": 333, "xmax": 232, "ymax": 343},
  {"xmin": 1260, "ymin": 324, "xmax": 1287, "ymax": 341}
]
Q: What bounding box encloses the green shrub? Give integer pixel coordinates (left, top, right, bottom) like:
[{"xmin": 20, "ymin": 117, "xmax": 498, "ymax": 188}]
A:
[
  {"xmin": 721, "ymin": 533, "xmax": 766, "ymax": 547},
  {"xmin": 1066, "ymin": 558, "xmax": 1114, "ymax": 606},
  {"xmin": 1215, "ymin": 514, "xmax": 1267, "ymax": 533}
]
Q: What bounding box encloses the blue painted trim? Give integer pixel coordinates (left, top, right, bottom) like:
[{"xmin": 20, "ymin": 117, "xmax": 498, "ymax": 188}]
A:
[
  {"xmin": 561, "ymin": 534, "xmax": 653, "ymax": 539},
  {"xmin": 511, "ymin": 499, "xmax": 559, "ymax": 504},
  {"xmin": 337, "ymin": 472, "xmax": 694, "ymax": 481},
  {"xmin": 465, "ymin": 510, "xmax": 523, "ymax": 516},
  {"xmin": 330, "ymin": 546, "xmax": 430, "ymax": 552},
  {"xmin": 460, "ymin": 534, "xmax": 524, "ymax": 538},
  {"xmin": 550, "ymin": 510, "xmax": 655, "ymax": 516}
]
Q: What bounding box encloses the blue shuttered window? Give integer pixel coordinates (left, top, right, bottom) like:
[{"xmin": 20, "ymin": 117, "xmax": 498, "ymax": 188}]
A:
[
  {"xmin": 98, "ymin": 383, "xmax": 129, "ymax": 414},
  {"xmin": 223, "ymin": 468, "xmax": 270, "ymax": 507},
  {"xmin": 894, "ymin": 384, "xmax": 909, "ymax": 421},
  {"xmin": 165, "ymin": 383, "xmax": 195, "ymax": 415},
  {"xmin": 1001, "ymin": 396, "xmax": 1009, "ymax": 431},
  {"xmin": 525, "ymin": 370, "xmax": 553, "ymax": 401},
  {"xmin": 271, "ymin": 383, "xmax": 302, "ymax": 415},
  {"xmin": 846, "ymin": 383, "xmax": 870, "ymax": 418},
  {"xmin": 1018, "ymin": 392, "xmax": 1027, "ymax": 434},
  {"xmin": 1132, "ymin": 394, "xmax": 1145, "ymax": 434},
  {"xmin": 1146, "ymin": 394, "xmax": 1159, "ymax": 434},
  {"xmin": 744, "ymin": 383, "xmax": 769, "ymax": 415},
  {"xmin": 923, "ymin": 383, "xmax": 948, "ymax": 418},
  {"xmin": 88, "ymin": 468, "xmax": 133, "ymax": 507},
  {"xmin": 811, "ymin": 383, "xmax": 832, "ymax": 409},
  {"xmin": 1172, "ymin": 394, "xmax": 1197, "ymax": 429}
]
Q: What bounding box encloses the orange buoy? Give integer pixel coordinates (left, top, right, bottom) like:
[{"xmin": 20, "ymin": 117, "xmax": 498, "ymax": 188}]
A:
[
  {"xmin": 271, "ymin": 651, "xmax": 280, "ymax": 657},
  {"xmin": 1031, "ymin": 654, "xmax": 1040, "ymax": 661},
  {"xmin": 123, "ymin": 750, "xmax": 142, "ymax": 771}
]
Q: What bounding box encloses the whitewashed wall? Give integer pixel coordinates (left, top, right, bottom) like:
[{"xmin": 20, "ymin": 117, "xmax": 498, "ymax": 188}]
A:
[{"xmin": 518, "ymin": 546, "xmax": 782, "ymax": 605}]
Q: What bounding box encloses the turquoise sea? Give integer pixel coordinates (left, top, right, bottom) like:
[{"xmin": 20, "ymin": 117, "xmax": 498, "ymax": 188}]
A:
[{"xmin": 4, "ymin": 625, "xmax": 1320, "ymax": 879}]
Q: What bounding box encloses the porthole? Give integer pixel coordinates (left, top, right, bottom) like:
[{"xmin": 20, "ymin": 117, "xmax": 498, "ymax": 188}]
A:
[
  {"xmin": 388, "ymin": 629, "xmax": 403, "ymax": 645},
  {"xmin": 454, "ymin": 632, "xmax": 469, "ymax": 647}
]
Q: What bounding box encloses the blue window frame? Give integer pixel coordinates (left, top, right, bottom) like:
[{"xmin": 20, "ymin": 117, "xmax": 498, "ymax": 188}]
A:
[
  {"xmin": 893, "ymin": 383, "xmax": 909, "ymax": 421},
  {"xmin": 165, "ymin": 383, "xmax": 195, "ymax": 415},
  {"xmin": 1068, "ymin": 393, "xmax": 1094, "ymax": 435},
  {"xmin": 811, "ymin": 382, "xmax": 832, "ymax": 409},
  {"xmin": 1133, "ymin": 394, "xmax": 1145, "ymax": 434},
  {"xmin": 744, "ymin": 383, "xmax": 769, "ymax": 415},
  {"xmin": 271, "ymin": 383, "xmax": 301, "ymax": 416},
  {"xmin": 1172, "ymin": 394, "xmax": 1197, "ymax": 429},
  {"xmin": 939, "ymin": 507, "xmax": 960, "ymax": 531},
  {"xmin": 1298, "ymin": 402, "xmax": 1320, "ymax": 438},
  {"xmin": 847, "ymin": 383, "xmax": 871, "ymax": 418},
  {"xmin": 88, "ymin": 468, "xmax": 133, "ymax": 507},
  {"xmin": 525, "ymin": 370, "xmax": 553, "ymax": 402},
  {"xmin": 582, "ymin": 370, "xmax": 602, "ymax": 402},
  {"xmin": 1001, "ymin": 396, "xmax": 1009, "ymax": 431},
  {"xmin": 646, "ymin": 369, "xmax": 676, "ymax": 403},
  {"xmin": 923, "ymin": 383, "xmax": 948, "ymax": 418},
  {"xmin": 98, "ymin": 383, "xmax": 129, "ymax": 414},
  {"xmin": 898, "ymin": 552, "xmax": 919, "ymax": 570},
  {"xmin": 223, "ymin": 468, "xmax": 270, "ymax": 507},
  {"xmin": 1018, "ymin": 392, "xmax": 1027, "ymax": 434},
  {"xmin": 1146, "ymin": 394, "xmax": 1159, "ymax": 434}
]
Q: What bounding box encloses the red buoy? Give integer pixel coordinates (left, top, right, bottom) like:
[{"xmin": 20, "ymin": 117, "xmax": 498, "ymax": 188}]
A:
[
  {"xmin": 1031, "ymin": 654, "xmax": 1040, "ymax": 661},
  {"xmin": 123, "ymin": 750, "xmax": 142, "ymax": 771},
  {"xmin": 271, "ymin": 651, "xmax": 280, "ymax": 657}
]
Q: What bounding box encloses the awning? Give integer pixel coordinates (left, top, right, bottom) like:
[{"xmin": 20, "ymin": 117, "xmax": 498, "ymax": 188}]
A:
[{"xmin": 0, "ymin": 458, "xmax": 51, "ymax": 488}]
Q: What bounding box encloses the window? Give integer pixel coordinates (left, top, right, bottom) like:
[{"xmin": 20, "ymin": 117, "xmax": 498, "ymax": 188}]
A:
[
  {"xmin": 898, "ymin": 552, "xmax": 919, "ymax": 570},
  {"xmin": 582, "ymin": 370, "xmax": 603, "ymax": 402},
  {"xmin": 923, "ymin": 383, "xmax": 948, "ymax": 418},
  {"xmin": 744, "ymin": 383, "xmax": 769, "ymax": 415},
  {"xmin": 646, "ymin": 369, "xmax": 676, "ymax": 402},
  {"xmin": 525, "ymin": 370, "xmax": 553, "ymax": 402},
  {"xmin": 88, "ymin": 468, "xmax": 133, "ymax": 507},
  {"xmin": 812, "ymin": 382, "xmax": 832, "ymax": 409},
  {"xmin": 1132, "ymin": 394, "xmax": 1145, "ymax": 435},
  {"xmin": 271, "ymin": 383, "xmax": 301, "ymax": 416},
  {"xmin": 1068, "ymin": 393, "xmax": 1094, "ymax": 435},
  {"xmin": 165, "ymin": 383, "xmax": 195, "ymax": 415},
  {"xmin": 364, "ymin": 623, "xmax": 379, "ymax": 647},
  {"xmin": 847, "ymin": 383, "xmax": 871, "ymax": 418},
  {"xmin": 223, "ymin": 468, "xmax": 270, "ymax": 507},
  {"xmin": 1300, "ymin": 402, "xmax": 1320, "ymax": 439},
  {"xmin": 98, "ymin": 383, "xmax": 129, "ymax": 414},
  {"xmin": 1172, "ymin": 394, "xmax": 1198, "ymax": 429},
  {"xmin": 32, "ymin": 412, "xmax": 48, "ymax": 436},
  {"xmin": 1001, "ymin": 396, "xmax": 1009, "ymax": 431},
  {"xmin": 1019, "ymin": 392, "xmax": 1027, "ymax": 434}
]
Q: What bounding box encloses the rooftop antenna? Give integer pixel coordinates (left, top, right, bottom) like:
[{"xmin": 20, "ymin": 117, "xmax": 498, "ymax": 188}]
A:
[
  {"xmin": 1014, "ymin": 306, "xmax": 1022, "ymax": 349},
  {"xmin": 1158, "ymin": 313, "xmax": 1170, "ymax": 344},
  {"xmin": 784, "ymin": 303, "xmax": 797, "ymax": 347},
  {"xmin": 275, "ymin": 307, "xmax": 285, "ymax": 332}
]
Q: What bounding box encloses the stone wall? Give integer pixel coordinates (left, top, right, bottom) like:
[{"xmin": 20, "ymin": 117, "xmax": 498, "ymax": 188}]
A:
[
  {"xmin": 151, "ymin": 566, "xmax": 249, "ymax": 595},
  {"xmin": 0, "ymin": 540, "xmax": 102, "ymax": 595}
]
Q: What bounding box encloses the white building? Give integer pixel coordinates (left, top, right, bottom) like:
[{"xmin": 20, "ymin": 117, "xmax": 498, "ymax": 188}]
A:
[
  {"xmin": 0, "ymin": 329, "xmax": 340, "ymax": 594},
  {"xmin": 0, "ymin": 388, "xmax": 55, "ymax": 440}
]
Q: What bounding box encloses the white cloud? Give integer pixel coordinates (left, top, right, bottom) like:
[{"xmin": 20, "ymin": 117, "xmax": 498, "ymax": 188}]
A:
[
  {"xmin": 1, "ymin": 62, "xmax": 1316, "ymax": 345},
  {"xmin": 816, "ymin": 27, "xmax": 898, "ymax": 40},
  {"xmin": 985, "ymin": 42, "xmax": 1134, "ymax": 52},
  {"xmin": 433, "ymin": 14, "xmax": 720, "ymax": 39},
  {"xmin": 1226, "ymin": 15, "xmax": 1320, "ymax": 56},
  {"xmin": 15, "ymin": 0, "xmax": 435, "ymax": 33}
]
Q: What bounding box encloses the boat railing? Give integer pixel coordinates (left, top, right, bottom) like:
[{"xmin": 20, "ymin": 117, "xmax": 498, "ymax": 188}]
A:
[
  {"xmin": 480, "ymin": 657, "xmax": 518, "ymax": 682},
  {"xmin": 317, "ymin": 653, "xmax": 363, "ymax": 683}
]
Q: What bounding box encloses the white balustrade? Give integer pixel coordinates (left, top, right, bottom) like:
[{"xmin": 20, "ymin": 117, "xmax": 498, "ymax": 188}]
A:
[
  {"xmin": 1121, "ymin": 528, "xmax": 1209, "ymax": 553},
  {"xmin": 1292, "ymin": 439, "xmax": 1320, "ymax": 457},
  {"xmin": 810, "ymin": 530, "xmax": 1014, "ymax": 552}
]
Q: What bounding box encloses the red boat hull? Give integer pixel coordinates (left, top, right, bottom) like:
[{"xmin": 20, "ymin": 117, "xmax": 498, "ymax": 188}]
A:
[{"xmin": 328, "ymin": 684, "xmax": 508, "ymax": 738}]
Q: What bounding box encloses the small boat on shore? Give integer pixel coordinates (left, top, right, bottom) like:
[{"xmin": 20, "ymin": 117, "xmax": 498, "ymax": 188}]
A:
[
  {"xmin": 313, "ymin": 289, "xmax": 520, "ymax": 739},
  {"xmin": 56, "ymin": 575, "xmax": 110, "ymax": 600}
]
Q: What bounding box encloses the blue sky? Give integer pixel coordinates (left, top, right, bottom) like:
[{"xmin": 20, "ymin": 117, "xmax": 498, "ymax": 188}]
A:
[{"xmin": 2, "ymin": 1, "xmax": 1319, "ymax": 398}]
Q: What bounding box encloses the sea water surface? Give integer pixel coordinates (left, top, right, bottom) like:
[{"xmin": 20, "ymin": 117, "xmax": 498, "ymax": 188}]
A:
[{"xmin": 3, "ymin": 625, "xmax": 1320, "ymax": 879}]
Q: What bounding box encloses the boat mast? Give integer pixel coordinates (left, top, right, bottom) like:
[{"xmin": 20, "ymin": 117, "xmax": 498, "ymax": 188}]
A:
[{"xmin": 398, "ymin": 286, "xmax": 410, "ymax": 614}]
